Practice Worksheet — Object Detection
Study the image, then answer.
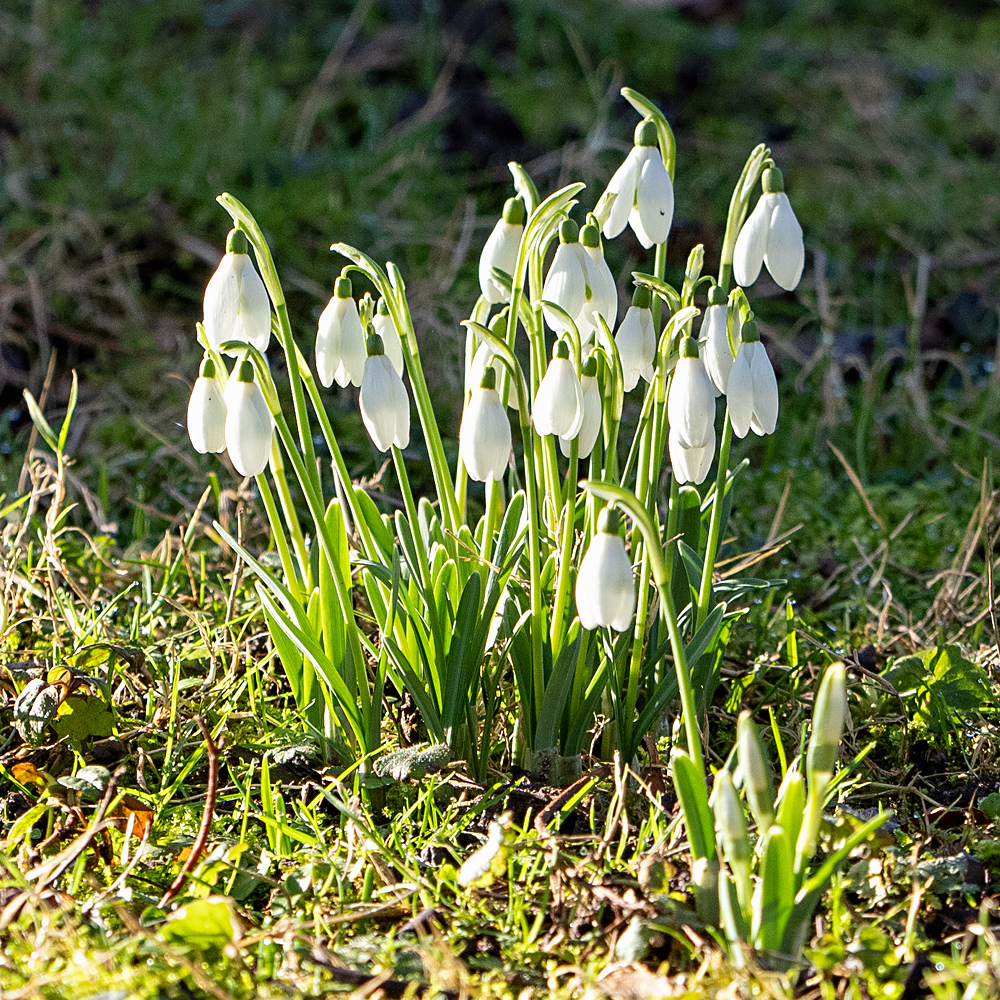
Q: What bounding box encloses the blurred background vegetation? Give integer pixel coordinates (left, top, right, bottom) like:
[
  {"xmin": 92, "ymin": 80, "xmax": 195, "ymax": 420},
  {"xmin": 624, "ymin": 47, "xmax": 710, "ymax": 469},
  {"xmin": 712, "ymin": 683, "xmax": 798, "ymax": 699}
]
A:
[{"xmin": 1, "ymin": 0, "xmax": 998, "ymax": 624}]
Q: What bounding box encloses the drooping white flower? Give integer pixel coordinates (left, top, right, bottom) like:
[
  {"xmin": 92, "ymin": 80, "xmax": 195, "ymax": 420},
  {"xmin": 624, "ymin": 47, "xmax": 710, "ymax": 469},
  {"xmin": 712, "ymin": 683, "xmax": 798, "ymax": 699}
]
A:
[
  {"xmin": 615, "ymin": 286, "xmax": 656, "ymax": 391},
  {"xmin": 224, "ymin": 359, "xmax": 273, "ymax": 477},
  {"xmin": 316, "ymin": 276, "xmax": 366, "ymax": 388},
  {"xmin": 727, "ymin": 320, "xmax": 778, "ymax": 438},
  {"xmin": 479, "ymin": 197, "xmax": 525, "ymax": 305},
  {"xmin": 668, "ymin": 427, "xmax": 715, "ymax": 485},
  {"xmin": 578, "ymin": 223, "xmax": 618, "ymax": 341},
  {"xmin": 187, "ymin": 354, "xmax": 227, "ymax": 454},
  {"xmin": 560, "ymin": 358, "xmax": 602, "ymax": 459},
  {"xmin": 533, "ymin": 340, "xmax": 583, "ymax": 438},
  {"xmin": 470, "ymin": 341, "xmax": 517, "ymax": 411},
  {"xmin": 733, "ymin": 167, "xmax": 805, "ymax": 291},
  {"xmin": 359, "ymin": 333, "xmax": 410, "ymax": 452},
  {"xmin": 460, "ymin": 367, "xmax": 512, "ymax": 483},
  {"xmin": 373, "ymin": 297, "xmax": 405, "ymax": 376},
  {"xmin": 542, "ymin": 220, "xmax": 589, "ymax": 336},
  {"xmin": 667, "ymin": 338, "xmax": 717, "ymax": 450},
  {"xmin": 601, "ymin": 119, "xmax": 674, "ymax": 249},
  {"xmin": 575, "ymin": 508, "xmax": 635, "ymax": 632},
  {"xmin": 203, "ymin": 229, "xmax": 272, "ymax": 355},
  {"xmin": 702, "ymin": 287, "xmax": 741, "ymax": 396}
]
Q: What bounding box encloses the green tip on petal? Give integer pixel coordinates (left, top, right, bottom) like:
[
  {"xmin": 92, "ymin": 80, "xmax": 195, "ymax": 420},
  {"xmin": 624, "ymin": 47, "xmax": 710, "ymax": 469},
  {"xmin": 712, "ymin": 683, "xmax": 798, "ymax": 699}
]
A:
[
  {"xmin": 741, "ymin": 319, "xmax": 761, "ymax": 343},
  {"xmin": 335, "ymin": 276, "xmax": 353, "ymax": 298},
  {"xmin": 634, "ymin": 118, "xmax": 658, "ymax": 148},
  {"xmin": 503, "ymin": 197, "xmax": 526, "ymax": 226},
  {"xmin": 479, "ymin": 366, "xmax": 497, "ymax": 391},
  {"xmin": 236, "ymin": 359, "xmax": 255, "ymax": 382},
  {"xmin": 582, "ymin": 355, "xmax": 598, "ymax": 378},
  {"xmin": 553, "ymin": 339, "xmax": 570, "ymax": 360},
  {"xmin": 366, "ymin": 332, "xmax": 384, "ymax": 357},
  {"xmin": 708, "ymin": 284, "xmax": 727, "ymax": 306},
  {"xmin": 377, "ymin": 296, "xmax": 390, "ymax": 316},
  {"xmin": 226, "ymin": 229, "xmax": 249, "ymax": 255},
  {"xmin": 580, "ymin": 223, "xmax": 600, "ymax": 249},
  {"xmin": 199, "ymin": 355, "xmax": 217, "ymax": 379},
  {"xmin": 679, "ymin": 336, "xmax": 699, "ymax": 359},
  {"xmin": 762, "ymin": 166, "xmax": 785, "ymax": 194},
  {"xmin": 632, "ymin": 285, "xmax": 652, "ymax": 309},
  {"xmin": 559, "ymin": 219, "xmax": 580, "ymax": 244},
  {"xmin": 597, "ymin": 507, "xmax": 621, "ymax": 534}
]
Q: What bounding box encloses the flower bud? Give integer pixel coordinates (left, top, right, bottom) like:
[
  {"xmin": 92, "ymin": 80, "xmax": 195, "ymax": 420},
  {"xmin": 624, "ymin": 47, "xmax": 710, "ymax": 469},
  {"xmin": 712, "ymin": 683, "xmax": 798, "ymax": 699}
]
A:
[
  {"xmin": 736, "ymin": 711, "xmax": 775, "ymax": 831},
  {"xmin": 807, "ymin": 662, "xmax": 848, "ymax": 782},
  {"xmin": 373, "ymin": 297, "xmax": 404, "ymax": 376},
  {"xmin": 479, "ymin": 197, "xmax": 525, "ymax": 305}
]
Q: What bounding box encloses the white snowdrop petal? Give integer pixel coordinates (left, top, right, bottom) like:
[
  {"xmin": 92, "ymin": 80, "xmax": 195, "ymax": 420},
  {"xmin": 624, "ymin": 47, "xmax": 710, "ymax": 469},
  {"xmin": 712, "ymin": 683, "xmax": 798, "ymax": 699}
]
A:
[
  {"xmin": 238, "ymin": 260, "xmax": 272, "ymax": 351},
  {"xmin": 733, "ymin": 198, "xmax": 770, "ymax": 288},
  {"xmin": 763, "ymin": 192, "xmax": 805, "ymax": 291},
  {"xmin": 602, "ymin": 147, "xmax": 641, "ymax": 240},
  {"xmin": 225, "ymin": 381, "xmax": 273, "ymax": 477},
  {"xmin": 479, "ymin": 220, "xmax": 522, "ymax": 304},
  {"xmin": 187, "ymin": 377, "xmax": 227, "ymax": 454},
  {"xmin": 747, "ymin": 341, "xmax": 779, "ymax": 435},
  {"xmin": 373, "ymin": 313, "xmax": 405, "ymax": 376},
  {"xmin": 360, "ymin": 356, "xmax": 409, "ymax": 452},
  {"xmin": 560, "ymin": 375, "xmax": 602, "ymax": 458},
  {"xmin": 542, "ymin": 244, "xmax": 588, "ymax": 334},
  {"xmin": 636, "ymin": 149, "xmax": 674, "ymax": 247},
  {"xmin": 533, "ymin": 357, "xmax": 583, "ymax": 438},
  {"xmin": 335, "ymin": 301, "xmax": 367, "ymax": 388},
  {"xmin": 575, "ymin": 533, "xmax": 635, "ymax": 632},
  {"xmin": 727, "ymin": 347, "xmax": 754, "ymax": 439},
  {"xmin": 615, "ymin": 307, "xmax": 645, "ymax": 392},
  {"xmin": 315, "ymin": 296, "xmax": 343, "ymax": 388},
  {"xmin": 203, "ymin": 255, "xmax": 239, "ymax": 351},
  {"xmin": 583, "ymin": 246, "xmax": 618, "ymax": 333},
  {"xmin": 628, "ymin": 203, "xmax": 656, "ymax": 250},
  {"xmin": 702, "ymin": 304, "xmax": 733, "ymax": 396},
  {"xmin": 667, "ymin": 357, "xmax": 716, "ymax": 450},
  {"xmin": 461, "ymin": 388, "xmax": 511, "ymax": 482}
]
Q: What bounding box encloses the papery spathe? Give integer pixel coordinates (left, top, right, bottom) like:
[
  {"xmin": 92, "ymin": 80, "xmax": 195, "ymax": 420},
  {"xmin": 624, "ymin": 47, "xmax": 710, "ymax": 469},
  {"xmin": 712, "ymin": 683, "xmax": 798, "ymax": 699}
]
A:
[
  {"xmin": 203, "ymin": 230, "xmax": 272, "ymax": 355},
  {"xmin": 575, "ymin": 509, "xmax": 635, "ymax": 632}
]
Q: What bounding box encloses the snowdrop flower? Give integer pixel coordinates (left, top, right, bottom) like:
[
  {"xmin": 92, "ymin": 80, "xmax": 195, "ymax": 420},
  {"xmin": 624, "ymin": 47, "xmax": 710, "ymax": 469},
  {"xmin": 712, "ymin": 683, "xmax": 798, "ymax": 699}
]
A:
[
  {"xmin": 533, "ymin": 340, "xmax": 583, "ymax": 438},
  {"xmin": 541, "ymin": 220, "xmax": 589, "ymax": 336},
  {"xmin": 479, "ymin": 197, "xmax": 525, "ymax": 304},
  {"xmin": 224, "ymin": 359, "xmax": 273, "ymax": 477},
  {"xmin": 601, "ymin": 119, "xmax": 674, "ymax": 249},
  {"xmin": 733, "ymin": 167, "xmax": 805, "ymax": 291},
  {"xmin": 667, "ymin": 337, "xmax": 717, "ymax": 485},
  {"xmin": 373, "ymin": 297, "xmax": 405, "ymax": 376},
  {"xmin": 460, "ymin": 367, "xmax": 512, "ymax": 483},
  {"xmin": 615, "ymin": 286, "xmax": 656, "ymax": 391},
  {"xmin": 471, "ymin": 340, "xmax": 517, "ymax": 411},
  {"xmin": 316, "ymin": 276, "xmax": 366, "ymax": 388},
  {"xmin": 702, "ymin": 286, "xmax": 740, "ymax": 396},
  {"xmin": 727, "ymin": 319, "xmax": 778, "ymax": 438},
  {"xmin": 359, "ymin": 333, "xmax": 410, "ymax": 452},
  {"xmin": 187, "ymin": 354, "xmax": 227, "ymax": 454},
  {"xmin": 203, "ymin": 229, "xmax": 272, "ymax": 355},
  {"xmin": 575, "ymin": 508, "xmax": 635, "ymax": 632},
  {"xmin": 578, "ymin": 223, "xmax": 618, "ymax": 341},
  {"xmin": 560, "ymin": 357, "xmax": 602, "ymax": 459}
]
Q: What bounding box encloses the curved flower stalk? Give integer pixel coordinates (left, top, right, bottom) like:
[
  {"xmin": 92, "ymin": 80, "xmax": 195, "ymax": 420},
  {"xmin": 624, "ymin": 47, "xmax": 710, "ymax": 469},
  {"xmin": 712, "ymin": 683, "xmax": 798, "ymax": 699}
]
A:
[
  {"xmin": 479, "ymin": 197, "xmax": 526, "ymax": 305},
  {"xmin": 615, "ymin": 285, "xmax": 656, "ymax": 392},
  {"xmin": 667, "ymin": 336, "xmax": 717, "ymax": 485},
  {"xmin": 373, "ymin": 296, "xmax": 404, "ymax": 376},
  {"xmin": 203, "ymin": 229, "xmax": 272, "ymax": 354},
  {"xmin": 187, "ymin": 354, "xmax": 227, "ymax": 454},
  {"xmin": 224, "ymin": 358, "xmax": 274, "ymax": 477},
  {"xmin": 601, "ymin": 119, "xmax": 674, "ymax": 249},
  {"xmin": 359, "ymin": 332, "xmax": 410, "ymax": 452},
  {"xmin": 701, "ymin": 285, "xmax": 737, "ymax": 396},
  {"xmin": 316, "ymin": 275, "xmax": 366, "ymax": 388},
  {"xmin": 560, "ymin": 356, "xmax": 601, "ymax": 459},
  {"xmin": 575, "ymin": 507, "xmax": 635, "ymax": 632},
  {"xmin": 727, "ymin": 319, "xmax": 778, "ymax": 438},
  {"xmin": 460, "ymin": 367, "xmax": 512, "ymax": 483},
  {"xmin": 533, "ymin": 339, "xmax": 583, "ymax": 438},
  {"xmin": 733, "ymin": 167, "xmax": 804, "ymax": 291}
]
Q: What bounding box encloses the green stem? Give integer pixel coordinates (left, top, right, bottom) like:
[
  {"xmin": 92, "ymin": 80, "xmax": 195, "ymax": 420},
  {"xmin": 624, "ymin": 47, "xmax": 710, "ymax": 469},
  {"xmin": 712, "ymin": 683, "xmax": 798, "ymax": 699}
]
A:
[
  {"xmin": 695, "ymin": 411, "xmax": 733, "ymax": 630},
  {"xmin": 269, "ymin": 443, "xmax": 311, "ymax": 591},
  {"xmin": 549, "ymin": 454, "xmax": 577, "ymax": 656},
  {"xmin": 257, "ymin": 472, "xmax": 302, "ymax": 606},
  {"xmin": 393, "ymin": 444, "xmax": 431, "ymax": 590}
]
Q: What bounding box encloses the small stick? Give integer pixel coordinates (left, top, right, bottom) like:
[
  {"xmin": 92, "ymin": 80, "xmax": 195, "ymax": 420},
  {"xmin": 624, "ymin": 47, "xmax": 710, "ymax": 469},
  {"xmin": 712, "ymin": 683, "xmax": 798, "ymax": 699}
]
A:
[{"xmin": 158, "ymin": 717, "xmax": 223, "ymax": 909}]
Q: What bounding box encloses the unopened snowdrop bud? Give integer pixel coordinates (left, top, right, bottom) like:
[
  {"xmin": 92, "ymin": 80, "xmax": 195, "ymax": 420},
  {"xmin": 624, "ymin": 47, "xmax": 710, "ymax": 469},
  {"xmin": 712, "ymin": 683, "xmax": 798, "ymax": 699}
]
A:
[
  {"xmin": 187, "ymin": 355, "xmax": 227, "ymax": 454},
  {"xmin": 578, "ymin": 223, "xmax": 618, "ymax": 340},
  {"xmin": 316, "ymin": 276, "xmax": 366, "ymax": 389},
  {"xmin": 702, "ymin": 285, "xmax": 735, "ymax": 396},
  {"xmin": 733, "ymin": 167, "xmax": 805, "ymax": 291},
  {"xmin": 601, "ymin": 118, "xmax": 674, "ymax": 249},
  {"xmin": 224, "ymin": 359, "xmax": 273, "ymax": 477},
  {"xmin": 667, "ymin": 337, "xmax": 717, "ymax": 484},
  {"xmin": 575, "ymin": 507, "xmax": 635, "ymax": 632},
  {"xmin": 479, "ymin": 197, "xmax": 525, "ymax": 304},
  {"xmin": 807, "ymin": 661, "xmax": 848, "ymax": 784},
  {"xmin": 460, "ymin": 367, "xmax": 512, "ymax": 483},
  {"xmin": 534, "ymin": 340, "xmax": 583, "ymax": 438},
  {"xmin": 359, "ymin": 332, "xmax": 410, "ymax": 452},
  {"xmin": 714, "ymin": 769, "xmax": 751, "ymax": 869},
  {"xmin": 542, "ymin": 220, "xmax": 589, "ymax": 335},
  {"xmin": 736, "ymin": 711, "xmax": 775, "ymax": 831},
  {"xmin": 727, "ymin": 319, "xmax": 778, "ymax": 438},
  {"xmin": 373, "ymin": 297, "xmax": 404, "ymax": 376},
  {"xmin": 615, "ymin": 285, "xmax": 656, "ymax": 391},
  {"xmin": 560, "ymin": 356, "xmax": 602, "ymax": 458},
  {"xmin": 203, "ymin": 229, "xmax": 272, "ymax": 355}
]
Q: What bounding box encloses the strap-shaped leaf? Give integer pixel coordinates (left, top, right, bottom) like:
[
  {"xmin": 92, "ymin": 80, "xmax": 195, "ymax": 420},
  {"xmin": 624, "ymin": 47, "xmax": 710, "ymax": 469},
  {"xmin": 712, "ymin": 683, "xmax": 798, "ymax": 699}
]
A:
[
  {"xmin": 753, "ymin": 826, "xmax": 794, "ymax": 953},
  {"xmin": 535, "ymin": 634, "xmax": 583, "ymax": 750},
  {"xmin": 442, "ymin": 571, "xmax": 483, "ymax": 733},
  {"xmin": 717, "ymin": 870, "xmax": 749, "ymax": 966},
  {"xmin": 671, "ymin": 751, "xmax": 716, "ymax": 860}
]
